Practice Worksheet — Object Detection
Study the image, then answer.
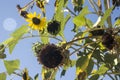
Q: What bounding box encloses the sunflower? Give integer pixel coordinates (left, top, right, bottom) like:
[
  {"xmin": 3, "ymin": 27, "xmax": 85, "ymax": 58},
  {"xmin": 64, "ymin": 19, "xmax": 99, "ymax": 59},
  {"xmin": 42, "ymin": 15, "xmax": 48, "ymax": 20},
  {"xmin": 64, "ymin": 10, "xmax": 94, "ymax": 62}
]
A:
[
  {"xmin": 26, "ymin": 12, "xmax": 46, "ymax": 30},
  {"xmin": 47, "ymin": 20, "xmax": 61, "ymax": 35},
  {"xmin": 36, "ymin": 44, "xmax": 67, "ymax": 68},
  {"xmin": 102, "ymin": 32, "xmax": 115, "ymax": 50}
]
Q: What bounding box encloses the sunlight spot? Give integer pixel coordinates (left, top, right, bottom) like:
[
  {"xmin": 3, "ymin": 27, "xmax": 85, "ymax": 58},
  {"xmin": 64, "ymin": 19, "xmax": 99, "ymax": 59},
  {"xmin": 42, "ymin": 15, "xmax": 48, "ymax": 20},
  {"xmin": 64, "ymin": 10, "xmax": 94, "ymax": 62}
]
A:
[{"xmin": 3, "ymin": 18, "xmax": 17, "ymax": 31}]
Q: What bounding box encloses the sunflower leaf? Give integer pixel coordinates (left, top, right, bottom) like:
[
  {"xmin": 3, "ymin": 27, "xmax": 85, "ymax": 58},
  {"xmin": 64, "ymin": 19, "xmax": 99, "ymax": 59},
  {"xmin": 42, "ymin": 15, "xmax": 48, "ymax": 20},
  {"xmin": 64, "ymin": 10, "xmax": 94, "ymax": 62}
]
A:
[
  {"xmin": 40, "ymin": 32, "xmax": 49, "ymax": 44},
  {"xmin": 73, "ymin": 6, "xmax": 91, "ymax": 29},
  {"xmin": 60, "ymin": 70, "xmax": 66, "ymax": 77},
  {"xmin": 54, "ymin": 0, "xmax": 64, "ymax": 22},
  {"xmin": 34, "ymin": 73, "xmax": 39, "ymax": 80},
  {"xmin": 114, "ymin": 19, "xmax": 120, "ymax": 27},
  {"xmin": 89, "ymin": 74, "xmax": 99, "ymax": 80},
  {"xmin": 11, "ymin": 25, "xmax": 29, "ymax": 38},
  {"xmin": 41, "ymin": 67, "xmax": 57, "ymax": 80},
  {"xmin": 2, "ymin": 37, "xmax": 17, "ymax": 54},
  {"xmin": 99, "ymin": 7, "xmax": 113, "ymax": 26},
  {"xmin": 0, "ymin": 72, "xmax": 6, "ymax": 80},
  {"xmin": 94, "ymin": 64, "xmax": 108, "ymax": 75},
  {"xmin": 4, "ymin": 59, "xmax": 20, "ymax": 75},
  {"xmin": 59, "ymin": 14, "xmax": 71, "ymax": 40},
  {"xmin": 2, "ymin": 25, "xmax": 29, "ymax": 54},
  {"xmin": 76, "ymin": 53, "xmax": 92, "ymax": 75}
]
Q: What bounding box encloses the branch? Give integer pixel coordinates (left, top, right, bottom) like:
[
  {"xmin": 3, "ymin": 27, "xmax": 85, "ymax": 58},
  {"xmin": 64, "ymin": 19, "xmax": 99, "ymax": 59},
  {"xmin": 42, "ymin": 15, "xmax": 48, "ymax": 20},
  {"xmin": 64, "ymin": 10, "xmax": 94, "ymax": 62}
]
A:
[
  {"xmin": 66, "ymin": 7, "xmax": 77, "ymax": 16},
  {"xmin": 104, "ymin": 0, "xmax": 112, "ymax": 28},
  {"xmin": 88, "ymin": 0, "xmax": 98, "ymax": 15}
]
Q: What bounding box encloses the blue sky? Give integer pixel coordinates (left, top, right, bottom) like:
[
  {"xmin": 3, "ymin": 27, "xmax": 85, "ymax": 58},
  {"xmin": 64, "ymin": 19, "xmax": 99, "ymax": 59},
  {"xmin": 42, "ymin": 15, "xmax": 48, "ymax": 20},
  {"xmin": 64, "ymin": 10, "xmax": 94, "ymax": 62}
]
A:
[
  {"xmin": 0, "ymin": 0, "xmax": 76, "ymax": 80},
  {"xmin": 0, "ymin": 0, "xmax": 120, "ymax": 80}
]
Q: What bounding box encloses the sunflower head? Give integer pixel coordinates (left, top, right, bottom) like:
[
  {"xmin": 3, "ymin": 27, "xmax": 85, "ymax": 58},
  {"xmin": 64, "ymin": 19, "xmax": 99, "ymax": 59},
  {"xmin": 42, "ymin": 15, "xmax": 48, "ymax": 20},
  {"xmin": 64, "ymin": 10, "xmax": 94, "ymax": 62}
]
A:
[
  {"xmin": 26, "ymin": 12, "xmax": 46, "ymax": 31},
  {"xmin": 36, "ymin": 44, "xmax": 67, "ymax": 68},
  {"xmin": 47, "ymin": 20, "xmax": 61, "ymax": 35},
  {"xmin": 22, "ymin": 68, "xmax": 30, "ymax": 80},
  {"xmin": 102, "ymin": 32, "xmax": 115, "ymax": 50}
]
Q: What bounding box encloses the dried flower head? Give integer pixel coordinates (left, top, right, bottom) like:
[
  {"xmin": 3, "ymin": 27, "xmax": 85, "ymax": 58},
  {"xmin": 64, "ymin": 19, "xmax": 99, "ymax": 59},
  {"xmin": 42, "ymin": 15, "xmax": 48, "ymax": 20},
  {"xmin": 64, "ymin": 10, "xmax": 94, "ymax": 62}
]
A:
[
  {"xmin": 36, "ymin": 44, "xmax": 67, "ymax": 68},
  {"xmin": 47, "ymin": 20, "xmax": 61, "ymax": 35},
  {"xmin": 102, "ymin": 32, "xmax": 115, "ymax": 50}
]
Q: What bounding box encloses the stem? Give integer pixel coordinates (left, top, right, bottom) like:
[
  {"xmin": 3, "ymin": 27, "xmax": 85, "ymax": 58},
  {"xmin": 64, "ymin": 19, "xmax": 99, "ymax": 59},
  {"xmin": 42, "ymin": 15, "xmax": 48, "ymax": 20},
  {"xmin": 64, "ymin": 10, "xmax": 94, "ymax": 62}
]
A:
[
  {"xmin": 23, "ymin": 0, "xmax": 35, "ymax": 9},
  {"xmin": 13, "ymin": 72, "xmax": 33, "ymax": 80},
  {"xmin": 104, "ymin": 0, "xmax": 112, "ymax": 28},
  {"xmin": 88, "ymin": 0, "xmax": 98, "ymax": 15},
  {"xmin": 107, "ymin": 72, "xmax": 120, "ymax": 75},
  {"xmin": 107, "ymin": 74, "xmax": 115, "ymax": 80},
  {"xmin": 66, "ymin": 7, "xmax": 76, "ymax": 16},
  {"xmin": 63, "ymin": 36, "xmax": 95, "ymax": 48},
  {"xmin": 70, "ymin": 41, "xmax": 96, "ymax": 56},
  {"xmin": 22, "ymin": 35, "xmax": 62, "ymax": 41}
]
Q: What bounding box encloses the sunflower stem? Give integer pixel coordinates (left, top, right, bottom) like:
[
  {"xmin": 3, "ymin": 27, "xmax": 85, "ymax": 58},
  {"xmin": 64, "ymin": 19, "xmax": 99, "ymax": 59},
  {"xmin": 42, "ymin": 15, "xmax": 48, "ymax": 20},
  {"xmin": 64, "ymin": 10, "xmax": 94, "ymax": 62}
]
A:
[
  {"xmin": 70, "ymin": 41, "xmax": 96, "ymax": 56},
  {"xmin": 104, "ymin": 0, "xmax": 112, "ymax": 28},
  {"xmin": 88, "ymin": 0, "xmax": 99, "ymax": 15},
  {"xmin": 66, "ymin": 7, "xmax": 76, "ymax": 16},
  {"xmin": 62, "ymin": 36, "xmax": 96, "ymax": 49}
]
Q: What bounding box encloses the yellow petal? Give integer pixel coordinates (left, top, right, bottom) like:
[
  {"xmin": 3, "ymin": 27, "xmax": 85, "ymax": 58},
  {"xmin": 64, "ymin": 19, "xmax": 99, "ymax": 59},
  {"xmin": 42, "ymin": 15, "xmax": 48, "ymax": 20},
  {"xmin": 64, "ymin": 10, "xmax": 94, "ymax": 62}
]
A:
[
  {"xmin": 37, "ymin": 14, "xmax": 41, "ymax": 18},
  {"xmin": 27, "ymin": 13, "xmax": 34, "ymax": 18},
  {"xmin": 26, "ymin": 19, "xmax": 32, "ymax": 23},
  {"xmin": 33, "ymin": 12, "xmax": 36, "ymax": 17},
  {"xmin": 28, "ymin": 23, "xmax": 33, "ymax": 27}
]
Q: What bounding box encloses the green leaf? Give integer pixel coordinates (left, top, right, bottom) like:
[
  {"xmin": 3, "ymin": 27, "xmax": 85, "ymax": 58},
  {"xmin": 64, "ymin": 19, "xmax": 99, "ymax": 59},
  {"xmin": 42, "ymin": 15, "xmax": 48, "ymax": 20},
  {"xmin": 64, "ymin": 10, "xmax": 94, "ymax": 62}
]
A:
[
  {"xmin": 95, "ymin": 64, "xmax": 108, "ymax": 75},
  {"xmin": 54, "ymin": 0, "xmax": 64, "ymax": 22},
  {"xmin": 99, "ymin": 7, "xmax": 113, "ymax": 26},
  {"xmin": 63, "ymin": 0, "xmax": 68, "ymax": 7},
  {"xmin": 60, "ymin": 70, "xmax": 66, "ymax": 77},
  {"xmin": 86, "ymin": 59, "xmax": 94, "ymax": 75},
  {"xmin": 114, "ymin": 19, "xmax": 120, "ymax": 27},
  {"xmin": 72, "ymin": 0, "xmax": 84, "ymax": 6},
  {"xmin": 34, "ymin": 74, "xmax": 39, "ymax": 80},
  {"xmin": 3, "ymin": 25, "xmax": 29, "ymax": 54},
  {"xmin": 79, "ymin": 6, "xmax": 90, "ymax": 16},
  {"xmin": 73, "ymin": 6, "xmax": 91, "ymax": 27},
  {"xmin": 3, "ymin": 37, "xmax": 18, "ymax": 54},
  {"xmin": 73, "ymin": 16, "xmax": 86, "ymax": 27},
  {"xmin": 61, "ymin": 14, "xmax": 71, "ymax": 31},
  {"xmin": 54, "ymin": 0, "xmax": 71, "ymax": 40},
  {"xmin": 40, "ymin": 32, "xmax": 49, "ymax": 44},
  {"xmin": 41, "ymin": 67, "xmax": 57, "ymax": 80},
  {"xmin": 89, "ymin": 74, "xmax": 99, "ymax": 80},
  {"xmin": 4, "ymin": 59, "xmax": 20, "ymax": 75},
  {"xmin": 11, "ymin": 25, "xmax": 29, "ymax": 38},
  {"xmin": 59, "ymin": 14, "xmax": 71, "ymax": 40},
  {"xmin": 9, "ymin": 40, "xmax": 18, "ymax": 54},
  {"xmin": 0, "ymin": 72, "xmax": 6, "ymax": 80},
  {"xmin": 76, "ymin": 53, "xmax": 92, "ymax": 75}
]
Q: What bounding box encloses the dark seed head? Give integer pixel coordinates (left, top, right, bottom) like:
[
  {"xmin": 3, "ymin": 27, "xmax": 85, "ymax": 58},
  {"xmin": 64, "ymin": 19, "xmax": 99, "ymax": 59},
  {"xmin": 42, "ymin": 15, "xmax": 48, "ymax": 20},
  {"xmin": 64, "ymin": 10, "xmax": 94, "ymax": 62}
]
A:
[
  {"xmin": 47, "ymin": 20, "xmax": 61, "ymax": 35},
  {"xmin": 102, "ymin": 32, "xmax": 115, "ymax": 50},
  {"xmin": 37, "ymin": 44, "xmax": 64, "ymax": 68},
  {"xmin": 21, "ymin": 11, "xmax": 28, "ymax": 18},
  {"xmin": 32, "ymin": 17, "xmax": 40, "ymax": 25}
]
